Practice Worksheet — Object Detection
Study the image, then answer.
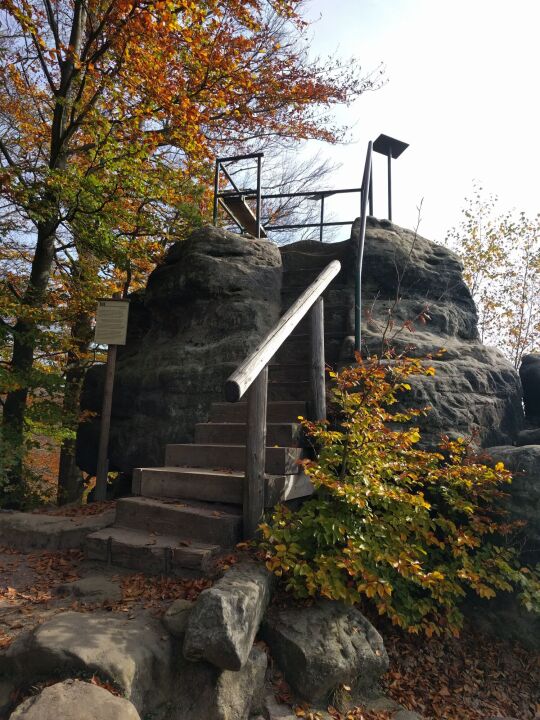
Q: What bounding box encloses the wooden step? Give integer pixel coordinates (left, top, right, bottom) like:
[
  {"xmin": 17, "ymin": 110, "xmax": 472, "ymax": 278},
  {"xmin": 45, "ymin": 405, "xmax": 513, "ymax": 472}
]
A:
[
  {"xmin": 281, "ymin": 284, "xmax": 352, "ymax": 307},
  {"xmin": 209, "ymin": 400, "xmax": 307, "ymax": 423},
  {"xmin": 133, "ymin": 466, "xmax": 314, "ymax": 506},
  {"xmin": 282, "ymin": 266, "xmax": 348, "ymax": 288},
  {"xmin": 194, "ymin": 422, "xmax": 302, "ymax": 447},
  {"xmin": 86, "ymin": 526, "xmax": 220, "ymax": 575},
  {"xmin": 164, "ymin": 443, "xmax": 303, "ymax": 474},
  {"xmin": 115, "ymin": 496, "xmax": 242, "ymax": 546}
]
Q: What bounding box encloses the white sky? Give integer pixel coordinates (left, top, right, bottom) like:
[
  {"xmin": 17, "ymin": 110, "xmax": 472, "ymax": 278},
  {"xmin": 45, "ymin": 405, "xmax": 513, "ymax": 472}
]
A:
[{"xmin": 298, "ymin": 0, "xmax": 540, "ymax": 243}]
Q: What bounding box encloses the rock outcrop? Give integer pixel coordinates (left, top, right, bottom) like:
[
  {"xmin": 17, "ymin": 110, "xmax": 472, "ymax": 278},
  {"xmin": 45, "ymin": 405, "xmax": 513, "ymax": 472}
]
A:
[
  {"xmin": 9, "ymin": 680, "xmax": 141, "ymax": 720},
  {"xmin": 261, "ymin": 600, "xmax": 388, "ymax": 702},
  {"xmin": 183, "ymin": 561, "xmax": 273, "ymax": 671},
  {"xmin": 77, "ymin": 226, "xmax": 282, "ymax": 473}
]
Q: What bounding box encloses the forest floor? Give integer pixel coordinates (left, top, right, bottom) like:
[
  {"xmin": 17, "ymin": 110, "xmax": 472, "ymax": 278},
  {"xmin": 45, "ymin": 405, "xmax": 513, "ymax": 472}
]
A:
[{"xmin": 0, "ymin": 530, "xmax": 538, "ymax": 720}]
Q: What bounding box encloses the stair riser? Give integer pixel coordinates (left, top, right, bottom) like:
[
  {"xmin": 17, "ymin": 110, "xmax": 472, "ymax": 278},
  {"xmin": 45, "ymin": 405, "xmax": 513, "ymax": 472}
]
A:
[
  {"xmin": 268, "ymin": 381, "xmax": 311, "ymax": 402},
  {"xmin": 281, "ymin": 284, "xmax": 352, "ymax": 307},
  {"xmin": 116, "ymin": 499, "xmax": 241, "ymax": 546},
  {"xmin": 195, "ymin": 423, "xmax": 302, "ymax": 446},
  {"xmin": 164, "ymin": 444, "xmax": 303, "ymax": 474},
  {"xmin": 273, "ymin": 337, "xmax": 343, "ymax": 364},
  {"xmin": 282, "ymin": 267, "xmax": 349, "ymax": 287},
  {"xmin": 140, "ymin": 471, "xmax": 243, "ymax": 505},
  {"xmin": 293, "ymin": 308, "xmax": 352, "ymax": 335},
  {"xmin": 268, "ymin": 364, "xmax": 310, "ymax": 382},
  {"xmin": 86, "ymin": 534, "xmax": 217, "ymax": 576},
  {"xmin": 209, "ymin": 401, "xmax": 307, "ymax": 423}
]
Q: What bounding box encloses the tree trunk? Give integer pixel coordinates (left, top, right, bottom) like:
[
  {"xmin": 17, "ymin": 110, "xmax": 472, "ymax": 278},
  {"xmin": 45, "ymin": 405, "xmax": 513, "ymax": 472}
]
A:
[
  {"xmin": 2, "ymin": 220, "xmax": 57, "ymax": 496},
  {"xmin": 57, "ymin": 310, "xmax": 93, "ymax": 505}
]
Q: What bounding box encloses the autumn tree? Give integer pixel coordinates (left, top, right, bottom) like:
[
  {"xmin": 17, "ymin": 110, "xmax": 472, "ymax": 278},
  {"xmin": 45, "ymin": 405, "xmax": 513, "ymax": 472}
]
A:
[
  {"xmin": 445, "ymin": 185, "xmax": 540, "ymax": 369},
  {"xmin": 0, "ymin": 0, "xmax": 377, "ymax": 504}
]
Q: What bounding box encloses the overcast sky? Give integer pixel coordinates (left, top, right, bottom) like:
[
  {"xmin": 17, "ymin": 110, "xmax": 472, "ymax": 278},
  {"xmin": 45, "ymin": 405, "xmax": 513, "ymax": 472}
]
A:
[{"xmin": 298, "ymin": 0, "xmax": 540, "ymax": 243}]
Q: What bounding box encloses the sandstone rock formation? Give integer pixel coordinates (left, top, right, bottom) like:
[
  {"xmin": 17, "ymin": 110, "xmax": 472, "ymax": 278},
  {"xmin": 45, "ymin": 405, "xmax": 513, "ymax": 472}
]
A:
[
  {"xmin": 9, "ymin": 680, "xmax": 141, "ymax": 720},
  {"xmin": 261, "ymin": 600, "xmax": 388, "ymax": 702},
  {"xmin": 77, "ymin": 219, "xmax": 524, "ymax": 477},
  {"xmin": 77, "ymin": 225, "xmax": 282, "ymax": 473}
]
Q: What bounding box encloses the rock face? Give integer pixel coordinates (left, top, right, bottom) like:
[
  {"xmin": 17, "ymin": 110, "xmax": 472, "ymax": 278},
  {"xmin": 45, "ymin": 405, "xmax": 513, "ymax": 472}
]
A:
[
  {"xmin": 77, "ymin": 226, "xmax": 282, "ymax": 472},
  {"xmin": 171, "ymin": 645, "xmax": 267, "ymax": 720},
  {"xmin": 261, "ymin": 600, "xmax": 388, "ymax": 702},
  {"xmin": 9, "ymin": 680, "xmax": 141, "ymax": 720},
  {"xmin": 3, "ymin": 611, "xmax": 173, "ymax": 715},
  {"xmin": 519, "ymin": 354, "xmax": 540, "ymax": 421},
  {"xmin": 484, "ymin": 445, "xmax": 540, "ymax": 560},
  {"xmin": 356, "ymin": 218, "xmax": 523, "ymax": 447},
  {"xmin": 183, "ymin": 562, "xmax": 273, "ymax": 670}
]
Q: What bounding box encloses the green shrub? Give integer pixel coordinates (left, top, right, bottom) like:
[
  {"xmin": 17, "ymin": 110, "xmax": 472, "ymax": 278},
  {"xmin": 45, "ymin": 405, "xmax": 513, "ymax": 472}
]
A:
[{"xmin": 260, "ymin": 354, "xmax": 540, "ymax": 636}]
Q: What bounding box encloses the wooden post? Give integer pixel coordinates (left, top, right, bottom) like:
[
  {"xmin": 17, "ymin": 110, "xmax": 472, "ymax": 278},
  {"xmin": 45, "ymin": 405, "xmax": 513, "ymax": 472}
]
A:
[
  {"xmin": 311, "ymin": 297, "xmax": 326, "ymax": 421},
  {"xmin": 244, "ymin": 366, "xmax": 268, "ymax": 538},
  {"xmin": 95, "ymin": 342, "xmax": 117, "ymax": 502}
]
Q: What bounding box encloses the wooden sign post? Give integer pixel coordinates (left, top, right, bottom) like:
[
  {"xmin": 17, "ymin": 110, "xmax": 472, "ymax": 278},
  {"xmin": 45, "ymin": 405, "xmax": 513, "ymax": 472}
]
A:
[{"xmin": 94, "ymin": 295, "xmax": 130, "ymax": 502}]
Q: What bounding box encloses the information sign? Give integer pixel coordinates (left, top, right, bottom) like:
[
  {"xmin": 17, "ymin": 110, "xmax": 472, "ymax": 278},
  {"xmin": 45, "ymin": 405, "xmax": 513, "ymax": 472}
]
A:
[{"xmin": 94, "ymin": 299, "xmax": 130, "ymax": 346}]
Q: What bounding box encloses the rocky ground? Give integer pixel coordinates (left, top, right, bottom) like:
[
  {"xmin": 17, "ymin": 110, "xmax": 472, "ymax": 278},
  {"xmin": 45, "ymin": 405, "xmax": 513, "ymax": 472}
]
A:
[{"xmin": 0, "ymin": 542, "xmax": 538, "ymax": 720}]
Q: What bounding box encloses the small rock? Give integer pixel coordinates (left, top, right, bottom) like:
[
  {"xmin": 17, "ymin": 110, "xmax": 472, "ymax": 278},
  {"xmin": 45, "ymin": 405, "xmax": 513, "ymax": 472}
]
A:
[
  {"xmin": 262, "ymin": 691, "xmax": 297, "ymax": 719},
  {"xmin": 3, "ymin": 611, "xmax": 172, "ymax": 715},
  {"xmin": 261, "ymin": 600, "xmax": 388, "ymax": 703},
  {"xmin": 56, "ymin": 575, "xmax": 122, "ymax": 604},
  {"xmin": 393, "ymin": 711, "xmax": 424, "ymax": 720},
  {"xmin": 173, "ymin": 645, "xmax": 267, "ymax": 720},
  {"xmin": 9, "ymin": 679, "xmax": 140, "ymax": 719},
  {"xmin": 365, "ymin": 695, "xmax": 403, "ymax": 713},
  {"xmin": 183, "ymin": 562, "xmax": 273, "ymax": 670},
  {"xmin": 162, "ymin": 598, "xmax": 193, "ymax": 639}
]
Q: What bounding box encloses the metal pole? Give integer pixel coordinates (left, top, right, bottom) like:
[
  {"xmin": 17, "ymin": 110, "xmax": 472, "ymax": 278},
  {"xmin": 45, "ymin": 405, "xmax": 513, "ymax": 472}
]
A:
[
  {"xmin": 244, "ymin": 366, "xmax": 268, "ymax": 538},
  {"xmin": 387, "ymin": 149, "xmax": 392, "ymax": 221},
  {"xmin": 256, "ymin": 155, "xmax": 262, "ymax": 239},
  {"xmin": 369, "ymin": 171, "xmax": 373, "ymax": 216},
  {"xmin": 212, "ymin": 160, "xmax": 219, "ymax": 226},
  {"xmin": 319, "ymin": 195, "xmax": 325, "ymax": 242}
]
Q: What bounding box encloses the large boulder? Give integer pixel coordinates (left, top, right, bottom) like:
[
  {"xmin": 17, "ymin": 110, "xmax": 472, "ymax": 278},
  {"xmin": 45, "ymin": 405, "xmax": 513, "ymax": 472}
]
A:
[
  {"xmin": 356, "ymin": 218, "xmax": 523, "ymax": 447},
  {"xmin": 2, "ymin": 611, "xmax": 173, "ymax": 715},
  {"xmin": 484, "ymin": 445, "xmax": 540, "ymax": 560},
  {"xmin": 9, "ymin": 680, "xmax": 140, "ymax": 720},
  {"xmin": 171, "ymin": 645, "xmax": 267, "ymax": 720},
  {"xmin": 183, "ymin": 562, "xmax": 273, "ymax": 670},
  {"xmin": 77, "ymin": 226, "xmax": 282, "ymax": 473},
  {"xmin": 519, "ymin": 354, "xmax": 540, "ymax": 422},
  {"xmin": 261, "ymin": 600, "xmax": 388, "ymax": 703}
]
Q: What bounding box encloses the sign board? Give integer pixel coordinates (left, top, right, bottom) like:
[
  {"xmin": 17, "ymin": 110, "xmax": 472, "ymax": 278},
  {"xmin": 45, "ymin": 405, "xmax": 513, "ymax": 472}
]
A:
[{"xmin": 94, "ymin": 299, "xmax": 130, "ymax": 346}]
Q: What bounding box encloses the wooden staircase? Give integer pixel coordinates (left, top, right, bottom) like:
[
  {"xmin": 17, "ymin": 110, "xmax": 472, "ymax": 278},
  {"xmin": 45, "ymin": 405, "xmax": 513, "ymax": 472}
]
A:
[{"xmin": 86, "ymin": 248, "xmax": 350, "ymax": 576}]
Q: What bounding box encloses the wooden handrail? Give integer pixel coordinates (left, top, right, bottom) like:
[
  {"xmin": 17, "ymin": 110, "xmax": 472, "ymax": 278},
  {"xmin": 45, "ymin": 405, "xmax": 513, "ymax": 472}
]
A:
[
  {"xmin": 225, "ymin": 258, "xmax": 341, "ymax": 538},
  {"xmin": 225, "ymin": 259, "xmax": 341, "ymax": 403}
]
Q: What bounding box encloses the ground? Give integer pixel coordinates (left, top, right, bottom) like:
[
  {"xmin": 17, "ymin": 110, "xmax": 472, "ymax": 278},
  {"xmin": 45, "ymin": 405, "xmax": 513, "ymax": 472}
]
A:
[{"xmin": 0, "ymin": 537, "xmax": 538, "ymax": 720}]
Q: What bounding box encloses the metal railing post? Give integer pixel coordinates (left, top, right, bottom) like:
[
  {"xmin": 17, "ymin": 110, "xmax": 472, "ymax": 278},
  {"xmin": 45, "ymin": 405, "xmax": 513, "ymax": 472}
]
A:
[
  {"xmin": 256, "ymin": 155, "xmax": 262, "ymax": 239},
  {"xmin": 355, "ymin": 141, "xmax": 373, "ymax": 353},
  {"xmin": 213, "ymin": 160, "xmax": 220, "ymax": 226},
  {"xmin": 244, "ymin": 366, "xmax": 268, "ymax": 538},
  {"xmin": 319, "ymin": 195, "xmax": 325, "ymax": 242},
  {"xmin": 311, "ymin": 297, "xmax": 326, "ymax": 420}
]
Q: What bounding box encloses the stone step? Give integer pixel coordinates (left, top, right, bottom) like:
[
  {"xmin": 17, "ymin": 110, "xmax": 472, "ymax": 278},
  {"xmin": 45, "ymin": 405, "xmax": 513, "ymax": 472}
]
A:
[
  {"xmin": 268, "ymin": 363, "xmax": 310, "ymax": 382},
  {"xmin": 209, "ymin": 400, "xmax": 307, "ymax": 423},
  {"xmin": 280, "ymin": 239, "xmax": 351, "ymax": 270},
  {"xmin": 133, "ymin": 466, "xmax": 314, "ymax": 506},
  {"xmin": 268, "ymin": 380, "xmax": 311, "ymax": 401},
  {"xmin": 115, "ymin": 496, "xmax": 242, "ymax": 546},
  {"xmin": 282, "ymin": 264, "xmax": 350, "ymax": 288},
  {"xmin": 293, "ymin": 303, "xmax": 351, "ymax": 335},
  {"xmin": 194, "ymin": 422, "xmax": 302, "ymax": 447},
  {"xmin": 273, "ymin": 333, "xmax": 345, "ymax": 364},
  {"xmin": 85, "ymin": 526, "xmax": 220, "ymax": 575},
  {"xmin": 281, "ymin": 284, "xmax": 352, "ymax": 308},
  {"xmin": 164, "ymin": 443, "xmax": 303, "ymax": 475}
]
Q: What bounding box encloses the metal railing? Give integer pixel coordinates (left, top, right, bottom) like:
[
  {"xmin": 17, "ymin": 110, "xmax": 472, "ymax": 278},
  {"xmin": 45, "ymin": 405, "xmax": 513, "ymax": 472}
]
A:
[{"xmin": 225, "ymin": 259, "xmax": 341, "ymax": 538}]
